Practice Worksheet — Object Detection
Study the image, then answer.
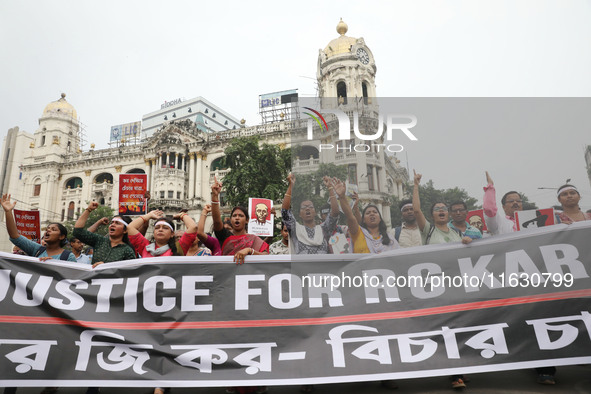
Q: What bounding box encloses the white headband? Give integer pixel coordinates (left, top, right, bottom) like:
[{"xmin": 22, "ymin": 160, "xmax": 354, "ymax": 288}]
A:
[
  {"xmin": 154, "ymin": 220, "xmax": 174, "ymax": 231},
  {"xmin": 557, "ymin": 185, "xmax": 578, "ymax": 196},
  {"xmin": 401, "ymin": 203, "xmax": 413, "ymax": 212},
  {"xmin": 111, "ymin": 218, "xmax": 128, "ymax": 227}
]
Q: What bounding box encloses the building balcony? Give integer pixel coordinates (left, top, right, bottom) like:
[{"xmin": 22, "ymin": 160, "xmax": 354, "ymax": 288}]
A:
[
  {"xmin": 293, "ymin": 157, "xmax": 320, "ymax": 171},
  {"xmin": 149, "ymin": 198, "xmax": 186, "ymax": 209},
  {"xmin": 62, "ymin": 186, "xmax": 83, "ymax": 199},
  {"xmin": 92, "ymin": 182, "xmax": 113, "ymax": 194},
  {"xmin": 209, "ymin": 169, "xmax": 230, "ymax": 183},
  {"xmin": 155, "ymin": 168, "xmax": 187, "ymax": 178}
]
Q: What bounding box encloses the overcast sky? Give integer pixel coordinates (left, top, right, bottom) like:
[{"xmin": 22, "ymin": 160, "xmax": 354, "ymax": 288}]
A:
[{"xmin": 1, "ymin": 0, "xmax": 590, "ymax": 210}]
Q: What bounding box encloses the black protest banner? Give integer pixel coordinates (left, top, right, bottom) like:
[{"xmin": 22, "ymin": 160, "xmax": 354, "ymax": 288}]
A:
[{"xmin": 1, "ymin": 222, "xmax": 590, "ymax": 387}]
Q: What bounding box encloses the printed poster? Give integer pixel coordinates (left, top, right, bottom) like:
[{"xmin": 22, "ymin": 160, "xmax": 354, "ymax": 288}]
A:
[
  {"xmin": 466, "ymin": 209, "xmax": 487, "ymax": 234},
  {"xmin": 118, "ymin": 174, "xmax": 147, "ymax": 215},
  {"xmin": 248, "ymin": 197, "xmax": 274, "ymax": 237},
  {"xmin": 515, "ymin": 208, "xmax": 555, "ymax": 231},
  {"xmin": 13, "ymin": 209, "xmax": 40, "ymax": 243}
]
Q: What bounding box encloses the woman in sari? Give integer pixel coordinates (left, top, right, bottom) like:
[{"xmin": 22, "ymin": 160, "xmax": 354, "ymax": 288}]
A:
[
  {"xmin": 210, "ymin": 177, "xmax": 268, "ymax": 263},
  {"xmin": 333, "ymin": 178, "xmax": 399, "ymax": 253},
  {"xmin": 127, "ymin": 209, "xmax": 198, "ymax": 257}
]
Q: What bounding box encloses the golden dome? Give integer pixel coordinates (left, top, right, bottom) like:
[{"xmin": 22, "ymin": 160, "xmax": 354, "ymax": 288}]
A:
[
  {"xmin": 42, "ymin": 93, "xmax": 77, "ymax": 119},
  {"xmin": 323, "ymin": 18, "xmax": 357, "ymax": 58}
]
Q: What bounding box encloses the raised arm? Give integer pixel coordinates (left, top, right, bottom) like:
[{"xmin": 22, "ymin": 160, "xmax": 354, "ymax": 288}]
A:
[
  {"xmin": 87, "ymin": 217, "xmax": 109, "ymax": 233},
  {"xmin": 351, "ymin": 191, "xmax": 362, "ymax": 224},
  {"xmin": 334, "ymin": 179, "xmax": 360, "ymax": 238},
  {"xmin": 197, "ymin": 204, "xmax": 211, "ymax": 243},
  {"xmin": 1, "ymin": 194, "xmax": 19, "ymax": 239},
  {"xmin": 174, "ymin": 210, "xmax": 198, "ymax": 234},
  {"xmin": 76, "ymin": 201, "xmax": 98, "ymax": 228},
  {"xmin": 412, "ymin": 170, "xmax": 427, "ymax": 231},
  {"xmin": 282, "ymin": 173, "xmax": 294, "ymax": 210},
  {"xmin": 211, "ymin": 176, "xmax": 223, "ymax": 231},
  {"xmin": 128, "ymin": 210, "xmax": 163, "ymax": 236},
  {"xmin": 324, "ymin": 176, "xmax": 339, "ymax": 217}
]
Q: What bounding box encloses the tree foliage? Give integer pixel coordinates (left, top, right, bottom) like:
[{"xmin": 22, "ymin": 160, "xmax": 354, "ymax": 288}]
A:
[
  {"xmin": 290, "ymin": 163, "xmax": 349, "ymax": 210},
  {"xmin": 63, "ymin": 204, "xmax": 115, "ymax": 238},
  {"xmin": 221, "ymin": 136, "xmax": 291, "ymax": 207}
]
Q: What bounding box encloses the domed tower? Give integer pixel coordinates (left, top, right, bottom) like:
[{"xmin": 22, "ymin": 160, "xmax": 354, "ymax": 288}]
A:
[
  {"xmin": 33, "ymin": 93, "xmax": 80, "ymax": 158},
  {"xmin": 317, "ymin": 19, "xmax": 377, "ymax": 102}
]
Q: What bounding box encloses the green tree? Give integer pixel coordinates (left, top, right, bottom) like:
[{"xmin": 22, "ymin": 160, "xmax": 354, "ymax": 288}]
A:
[
  {"xmin": 63, "ymin": 204, "xmax": 115, "ymax": 238},
  {"xmin": 518, "ymin": 192, "xmax": 538, "ymax": 210},
  {"xmin": 221, "ymin": 136, "xmax": 291, "ymax": 207},
  {"xmin": 291, "ymin": 163, "xmax": 349, "ymax": 210}
]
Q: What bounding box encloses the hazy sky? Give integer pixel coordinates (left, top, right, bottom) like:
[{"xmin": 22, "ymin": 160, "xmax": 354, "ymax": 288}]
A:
[{"xmin": 1, "ymin": 0, "xmax": 590, "ymax": 210}]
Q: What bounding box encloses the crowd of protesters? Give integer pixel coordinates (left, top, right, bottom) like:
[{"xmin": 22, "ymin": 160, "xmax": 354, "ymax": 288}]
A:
[{"xmin": 1, "ymin": 169, "xmax": 590, "ymax": 393}]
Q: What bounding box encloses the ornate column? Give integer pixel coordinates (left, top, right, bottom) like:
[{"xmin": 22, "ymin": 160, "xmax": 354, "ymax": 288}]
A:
[
  {"xmin": 188, "ymin": 152, "xmax": 196, "ymax": 199},
  {"xmin": 151, "ymin": 158, "xmax": 157, "ymax": 191},
  {"xmin": 195, "ymin": 153, "xmax": 204, "ymax": 201},
  {"xmin": 145, "ymin": 160, "xmax": 152, "ymax": 189},
  {"xmin": 158, "ymin": 153, "xmax": 162, "ymax": 169},
  {"xmin": 373, "ymin": 166, "xmax": 379, "ymax": 192}
]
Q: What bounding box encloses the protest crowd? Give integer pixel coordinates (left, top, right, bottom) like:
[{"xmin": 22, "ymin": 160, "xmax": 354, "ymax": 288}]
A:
[{"xmin": 1, "ymin": 168, "xmax": 590, "ymax": 394}]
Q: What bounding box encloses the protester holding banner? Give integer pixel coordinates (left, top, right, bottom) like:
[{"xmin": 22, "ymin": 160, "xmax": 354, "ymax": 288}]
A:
[
  {"xmin": 73, "ymin": 201, "xmax": 136, "ymax": 268},
  {"xmin": 1, "ymin": 193, "xmax": 76, "ymax": 262},
  {"xmin": 281, "ymin": 173, "xmax": 339, "ymax": 254},
  {"xmin": 393, "ymin": 199, "xmax": 422, "ymax": 248},
  {"xmin": 483, "ymin": 172, "xmax": 558, "ymax": 385},
  {"xmin": 333, "ymin": 178, "xmax": 399, "ymax": 253},
  {"xmin": 69, "ymin": 237, "xmax": 91, "ymax": 265},
  {"xmin": 482, "ymin": 171, "xmax": 523, "ymax": 234},
  {"xmin": 448, "ymin": 201, "xmax": 483, "ymax": 240},
  {"xmin": 127, "ymin": 210, "xmax": 197, "ymax": 257},
  {"xmin": 269, "ymin": 223, "xmax": 289, "ymax": 255},
  {"xmin": 556, "ymin": 184, "xmax": 591, "ymax": 224},
  {"xmin": 412, "ymin": 172, "xmax": 471, "ymax": 246},
  {"xmin": 211, "ymin": 177, "xmax": 269, "ymax": 264}
]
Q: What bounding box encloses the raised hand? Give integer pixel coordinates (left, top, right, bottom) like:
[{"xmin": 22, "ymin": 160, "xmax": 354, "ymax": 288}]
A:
[
  {"xmin": 211, "ymin": 176, "xmax": 222, "ymax": 198},
  {"xmin": 413, "ymin": 169, "xmax": 422, "ymax": 185},
  {"xmin": 1, "ymin": 194, "xmax": 16, "ymax": 212},
  {"xmin": 485, "ymin": 171, "xmax": 494, "ymax": 186},
  {"xmin": 87, "ymin": 201, "xmax": 99, "ymax": 212},
  {"xmin": 202, "ymin": 204, "xmax": 212, "ymax": 215},
  {"xmin": 333, "ymin": 178, "xmax": 347, "ymax": 197},
  {"xmin": 287, "ymin": 172, "xmax": 295, "ymax": 186},
  {"xmin": 148, "ymin": 210, "xmax": 164, "ymax": 220}
]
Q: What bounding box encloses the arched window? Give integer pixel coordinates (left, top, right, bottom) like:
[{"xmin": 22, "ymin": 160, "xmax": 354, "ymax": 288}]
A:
[
  {"xmin": 337, "ymin": 81, "xmax": 347, "ymax": 105},
  {"xmin": 67, "ymin": 201, "xmax": 75, "ymax": 220},
  {"xmin": 362, "ymin": 82, "xmax": 369, "ymax": 104},
  {"xmin": 95, "ymin": 173, "xmax": 113, "ymax": 184},
  {"xmin": 33, "ymin": 179, "xmax": 42, "ymax": 197},
  {"xmin": 299, "ymin": 145, "xmax": 320, "ymax": 159},
  {"xmin": 210, "ymin": 156, "xmax": 226, "ymax": 171},
  {"xmin": 65, "ymin": 177, "xmax": 83, "ymax": 189},
  {"xmin": 126, "ymin": 168, "xmax": 145, "ymax": 174}
]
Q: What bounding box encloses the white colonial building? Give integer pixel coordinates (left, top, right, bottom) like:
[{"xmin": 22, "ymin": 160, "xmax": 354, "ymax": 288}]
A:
[{"xmin": 0, "ymin": 20, "xmax": 408, "ymax": 252}]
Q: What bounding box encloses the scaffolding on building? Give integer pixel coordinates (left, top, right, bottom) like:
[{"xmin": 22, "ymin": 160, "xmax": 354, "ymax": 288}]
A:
[{"xmin": 259, "ymin": 89, "xmax": 300, "ymax": 125}]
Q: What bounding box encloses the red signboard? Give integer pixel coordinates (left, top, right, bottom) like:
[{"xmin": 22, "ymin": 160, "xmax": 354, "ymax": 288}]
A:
[
  {"xmin": 118, "ymin": 174, "xmax": 147, "ymax": 215},
  {"xmin": 14, "ymin": 209, "xmax": 41, "ymax": 243}
]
